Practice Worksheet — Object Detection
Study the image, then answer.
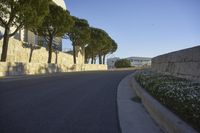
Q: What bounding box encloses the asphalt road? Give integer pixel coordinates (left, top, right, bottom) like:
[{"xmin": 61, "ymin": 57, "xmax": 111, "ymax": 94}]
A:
[{"xmin": 0, "ymin": 71, "xmax": 134, "ymax": 133}]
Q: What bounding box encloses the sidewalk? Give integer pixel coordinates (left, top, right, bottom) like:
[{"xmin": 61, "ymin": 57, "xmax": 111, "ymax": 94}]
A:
[{"xmin": 117, "ymin": 73, "xmax": 162, "ymax": 133}]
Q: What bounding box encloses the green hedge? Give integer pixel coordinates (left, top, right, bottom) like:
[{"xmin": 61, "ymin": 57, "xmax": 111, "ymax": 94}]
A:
[
  {"xmin": 135, "ymin": 71, "xmax": 200, "ymax": 132},
  {"xmin": 114, "ymin": 59, "xmax": 131, "ymax": 68}
]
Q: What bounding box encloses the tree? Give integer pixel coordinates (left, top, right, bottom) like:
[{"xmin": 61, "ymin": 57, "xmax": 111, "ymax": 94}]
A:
[
  {"xmin": 37, "ymin": 4, "xmax": 74, "ymax": 63},
  {"xmin": 85, "ymin": 44, "xmax": 92, "ymax": 64},
  {"xmin": 68, "ymin": 17, "xmax": 90, "ymax": 64},
  {"xmin": 111, "ymin": 39, "xmax": 118, "ymax": 54},
  {"xmin": 96, "ymin": 30, "xmax": 109, "ymax": 64},
  {"xmin": 0, "ymin": 0, "xmax": 50, "ymax": 61},
  {"xmin": 115, "ymin": 59, "xmax": 131, "ymax": 68},
  {"xmin": 52, "ymin": 40, "xmax": 61, "ymax": 64},
  {"xmin": 92, "ymin": 29, "xmax": 115, "ymax": 65},
  {"xmin": 22, "ymin": 41, "xmax": 42, "ymax": 62},
  {"xmin": 85, "ymin": 27, "xmax": 118, "ymax": 64},
  {"xmin": 88, "ymin": 28, "xmax": 108, "ymax": 64},
  {"xmin": 102, "ymin": 39, "xmax": 118, "ymax": 64},
  {"xmin": 85, "ymin": 27, "xmax": 100, "ymax": 64}
]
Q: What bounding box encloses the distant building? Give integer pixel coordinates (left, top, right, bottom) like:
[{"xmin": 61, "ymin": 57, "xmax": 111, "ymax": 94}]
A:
[
  {"xmin": 107, "ymin": 56, "xmax": 151, "ymax": 69},
  {"xmin": 125, "ymin": 57, "xmax": 151, "ymax": 67}
]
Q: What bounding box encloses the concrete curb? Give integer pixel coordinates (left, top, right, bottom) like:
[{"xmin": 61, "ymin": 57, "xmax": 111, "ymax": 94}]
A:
[
  {"xmin": 117, "ymin": 73, "xmax": 162, "ymax": 133},
  {"xmin": 0, "ymin": 71, "xmax": 104, "ymax": 82},
  {"xmin": 131, "ymin": 74, "xmax": 198, "ymax": 133},
  {"xmin": 0, "ymin": 73, "xmax": 64, "ymax": 82}
]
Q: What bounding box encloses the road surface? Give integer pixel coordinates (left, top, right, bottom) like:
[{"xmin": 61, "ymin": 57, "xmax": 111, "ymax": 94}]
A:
[{"xmin": 0, "ymin": 71, "xmax": 134, "ymax": 133}]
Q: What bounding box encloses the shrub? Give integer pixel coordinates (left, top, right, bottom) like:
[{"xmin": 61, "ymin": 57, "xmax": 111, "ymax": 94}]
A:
[
  {"xmin": 135, "ymin": 71, "xmax": 200, "ymax": 132},
  {"xmin": 114, "ymin": 59, "xmax": 131, "ymax": 68}
]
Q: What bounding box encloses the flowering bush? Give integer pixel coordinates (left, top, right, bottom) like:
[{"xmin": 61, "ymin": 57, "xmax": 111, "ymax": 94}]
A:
[{"xmin": 135, "ymin": 71, "xmax": 200, "ymax": 131}]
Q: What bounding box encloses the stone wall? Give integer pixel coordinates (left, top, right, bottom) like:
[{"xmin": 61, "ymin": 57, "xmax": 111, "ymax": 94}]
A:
[
  {"xmin": 0, "ymin": 62, "xmax": 107, "ymax": 76},
  {"xmin": 152, "ymin": 46, "xmax": 200, "ymax": 81},
  {"xmin": 0, "ymin": 38, "xmax": 80, "ymax": 64},
  {"xmin": 79, "ymin": 64, "xmax": 107, "ymax": 71},
  {"xmin": 0, "ymin": 39, "xmax": 107, "ymax": 76}
]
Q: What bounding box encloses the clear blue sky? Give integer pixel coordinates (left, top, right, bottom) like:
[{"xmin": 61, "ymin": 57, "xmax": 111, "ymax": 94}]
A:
[{"xmin": 63, "ymin": 0, "xmax": 200, "ymax": 58}]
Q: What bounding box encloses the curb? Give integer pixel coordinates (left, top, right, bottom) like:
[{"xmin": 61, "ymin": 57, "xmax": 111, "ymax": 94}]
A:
[
  {"xmin": 131, "ymin": 74, "xmax": 198, "ymax": 133},
  {"xmin": 0, "ymin": 71, "xmax": 97, "ymax": 82},
  {"xmin": 117, "ymin": 73, "xmax": 162, "ymax": 133},
  {"xmin": 0, "ymin": 72, "xmax": 67, "ymax": 82}
]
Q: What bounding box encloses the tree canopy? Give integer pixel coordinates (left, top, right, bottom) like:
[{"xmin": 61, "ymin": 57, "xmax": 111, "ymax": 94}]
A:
[
  {"xmin": 67, "ymin": 16, "xmax": 90, "ymax": 64},
  {"xmin": 37, "ymin": 3, "xmax": 74, "ymax": 63},
  {"xmin": 0, "ymin": 0, "xmax": 118, "ymax": 65},
  {"xmin": 85, "ymin": 27, "xmax": 118, "ymax": 64},
  {"xmin": 0, "ymin": 0, "xmax": 50, "ymax": 61}
]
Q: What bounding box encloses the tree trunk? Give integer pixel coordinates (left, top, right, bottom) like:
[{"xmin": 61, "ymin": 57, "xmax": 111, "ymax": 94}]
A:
[
  {"xmin": 103, "ymin": 54, "xmax": 106, "ymax": 64},
  {"xmin": 29, "ymin": 48, "xmax": 33, "ymax": 63},
  {"xmin": 73, "ymin": 45, "xmax": 76, "ymax": 64},
  {"xmin": 91, "ymin": 52, "xmax": 94, "ymax": 64},
  {"xmin": 55, "ymin": 52, "xmax": 58, "ymax": 64},
  {"xmin": 48, "ymin": 36, "xmax": 53, "ymax": 63},
  {"xmin": 84, "ymin": 52, "xmax": 88, "ymax": 64},
  {"xmin": 98, "ymin": 54, "xmax": 102, "ymax": 64},
  {"xmin": 1, "ymin": 27, "xmax": 10, "ymax": 62},
  {"xmin": 91, "ymin": 56, "xmax": 94, "ymax": 64}
]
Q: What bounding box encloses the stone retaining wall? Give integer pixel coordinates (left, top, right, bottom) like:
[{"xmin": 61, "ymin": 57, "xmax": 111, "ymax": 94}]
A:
[
  {"xmin": 152, "ymin": 46, "xmax": 200, "ymax": 81},
  {"xmin": 0, "ymin": 62, "xmax": 107, "ymax": 76},
  {"xmin": 0, "ymin": 39, "xmax": 107, "ymax": 76},
  {"xmin": 0, "ymin": 38, "xmax": 82, "ymax": 64}
]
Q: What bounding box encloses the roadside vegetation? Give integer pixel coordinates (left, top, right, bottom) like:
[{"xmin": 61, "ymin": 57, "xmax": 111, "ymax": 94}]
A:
[
  {"xmin": 135, "ymin": 70, "xmax": 200, "ymax": 131},
  {"xmin": 85, "ymin": 27, "xmax": 117, "ymax": 64},
  {"xmin": 0, "ymin": 0, "xmax": 50, "ymax": 62},
  {"xmin": 114, "ymin": 59, "xmax": 131, "ymax": 68},
  {"xmin": 0, "ymin": 0, "xmax": 117, "ymax": 64}
]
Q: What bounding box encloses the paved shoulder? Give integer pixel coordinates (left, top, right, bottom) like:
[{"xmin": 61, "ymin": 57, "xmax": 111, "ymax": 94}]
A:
[{"xmin": 117, "ymin": 74, "xmax": 162, "ymax": 133}]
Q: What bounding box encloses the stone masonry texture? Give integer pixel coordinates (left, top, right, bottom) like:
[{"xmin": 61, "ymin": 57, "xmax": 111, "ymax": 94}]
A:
[
  {"xmin": 0, "ymin": 39, "xmax": 107, "ymax": 76},
  {"xmin": 152, "ymin": 46, "xmax": 200, "ymax": 81}
]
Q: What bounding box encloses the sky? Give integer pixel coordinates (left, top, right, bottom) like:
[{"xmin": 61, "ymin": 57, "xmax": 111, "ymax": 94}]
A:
[{"xmin": 63, "ymin": 0, "xmax": 200, "ymax": 58}]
